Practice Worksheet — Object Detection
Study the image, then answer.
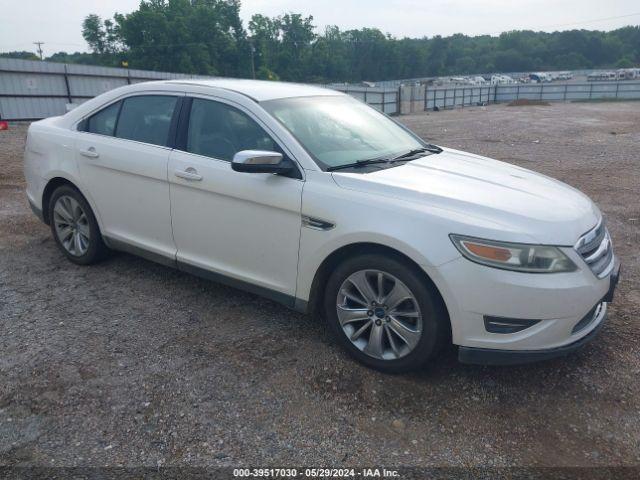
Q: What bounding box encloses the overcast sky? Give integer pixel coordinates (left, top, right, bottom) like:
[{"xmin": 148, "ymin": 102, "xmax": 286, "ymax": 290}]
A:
[{"xmin": 1, "ymin": 0, "xmax": 639, "ymax": 57}]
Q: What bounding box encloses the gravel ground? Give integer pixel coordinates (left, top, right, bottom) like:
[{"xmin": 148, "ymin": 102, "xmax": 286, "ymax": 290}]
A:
[{"xmin": 1, "ymin": 102, "xmax": 639, "ymax": 469}]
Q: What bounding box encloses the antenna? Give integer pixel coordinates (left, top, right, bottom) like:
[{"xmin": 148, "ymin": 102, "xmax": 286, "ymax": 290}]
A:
[{"xmin": 34, "ymin": 41, "xmax": 44, "ymax": 60}]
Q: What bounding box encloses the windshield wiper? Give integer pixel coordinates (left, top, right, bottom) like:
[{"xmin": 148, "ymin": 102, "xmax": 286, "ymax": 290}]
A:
[
  {"xmin": 390, "ymin": 145, "xmax": 443, "ymax": 162},
  {"xmin": 425, "ymin": 144, "xmax": 443, "ymax": 153},
  {"xmin": 327, "ymin": 144, "xmax": 443, "ymax": 172},
  {"xmin": 326, "ymin": 158, "xmax": 391, "ymax": 172}
]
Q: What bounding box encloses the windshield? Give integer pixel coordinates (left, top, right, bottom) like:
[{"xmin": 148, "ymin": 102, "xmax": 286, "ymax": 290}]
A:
[{"xmin": 261, "ymin": 95, "xmax": 425, "ymax": 170}]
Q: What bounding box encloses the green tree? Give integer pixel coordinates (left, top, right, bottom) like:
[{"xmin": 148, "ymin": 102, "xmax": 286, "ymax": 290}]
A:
[
  {"xmin": 277, "ymin": 14, "xmax": 315, "ymax": 81},
  {"xmin": 249, "ymin": 14, "xmax": 282, "ymax": 77},
  {"xmin": 616, "ymin": 57, "xmax": 634, "ymax": 68},
  {"xmin": 82, "ymin": 14, "xmax": 121, "ymax": 55},
  {"xmin": 114, "ymin": 0, "xmax": 250, "ymax": 76},
  {"xmin": 0, "ymin": 51, "xmax": 40, "ymax": 60},
  {"xmin": 75, "ymin": 5, "xmax": 640, "ymax": 82}
]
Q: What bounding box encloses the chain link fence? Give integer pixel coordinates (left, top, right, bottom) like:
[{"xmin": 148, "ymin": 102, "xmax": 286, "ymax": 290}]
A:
[{"xmin": 423, "ymin": 82, "xmax": 640, "ymax": 111}]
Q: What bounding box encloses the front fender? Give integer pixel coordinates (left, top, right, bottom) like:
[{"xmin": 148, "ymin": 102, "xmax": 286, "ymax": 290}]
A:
[{"xmin": 295, "ymin": 227, "xmax": 459, "ymax": 303}]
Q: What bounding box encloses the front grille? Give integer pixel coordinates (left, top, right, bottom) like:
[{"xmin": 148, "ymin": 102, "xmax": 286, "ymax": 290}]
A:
[{"xmin": 575, "ymin": 219, "xmax": 614, "ymax": 278}]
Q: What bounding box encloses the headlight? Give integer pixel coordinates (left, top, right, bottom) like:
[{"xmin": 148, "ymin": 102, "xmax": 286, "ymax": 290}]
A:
[{"xmin": 449, "ymin": 234, "xmax": 577, "ymax": 273}]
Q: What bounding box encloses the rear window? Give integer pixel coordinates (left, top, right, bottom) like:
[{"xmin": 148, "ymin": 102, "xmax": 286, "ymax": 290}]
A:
[
  {"xmin": 86, "ymin": 101, "xmax": 121, "ymax": 136},
  {"xmin": 115, "ymin": 96, "xmax": 178, "ymax": 147}
]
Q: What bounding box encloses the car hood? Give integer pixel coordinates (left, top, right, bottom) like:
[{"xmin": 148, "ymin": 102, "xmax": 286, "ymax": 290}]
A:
[{"xmin": 331, "ymin": 147, "xmax": 599, "ymax": 245}]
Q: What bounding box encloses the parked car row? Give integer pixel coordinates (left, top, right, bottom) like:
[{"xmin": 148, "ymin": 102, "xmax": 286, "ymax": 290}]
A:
[
  {"xmin": 426, "ymin": 68, "xmax": 640, "ymax": 87},
  {"xmin": 587, "ymin": 68, "xmax": 640, "ymax": 81}
]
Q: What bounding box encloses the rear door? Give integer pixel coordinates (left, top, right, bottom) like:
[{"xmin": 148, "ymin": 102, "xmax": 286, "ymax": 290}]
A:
[
  {"xmin": 76, "ymin": 93, "xmax": 182, "ymax": 260},
  {"xmin": 168, "ymin": 96, "xmax": 304, "ymax": 301}
]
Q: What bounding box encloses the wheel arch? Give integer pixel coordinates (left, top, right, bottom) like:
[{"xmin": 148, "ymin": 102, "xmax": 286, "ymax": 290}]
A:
[
  {"xmin": 41, "ymin": 176, "xmax": 101, "ymax": 229},
  {"xmin": 307, "ymin": 242, "xmax": 451, "ymax": 336}
]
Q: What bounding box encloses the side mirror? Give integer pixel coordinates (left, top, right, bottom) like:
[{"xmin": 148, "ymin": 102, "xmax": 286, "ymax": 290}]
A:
[{"xmin": 231, "ymin": 150, "xmax": 292, "ymax": 174}]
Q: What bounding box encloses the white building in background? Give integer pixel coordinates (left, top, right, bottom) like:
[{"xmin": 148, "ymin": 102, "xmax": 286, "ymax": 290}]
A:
[
  {"xmin": 471, "ymin": 76, "xmax": 488, "ymax": 85},
  {"xmin": 449, "ymin": 77, "xmax": 468, "ymax": 85},
  {"xmin": 588, "ymin": 71, "xmax": 618, "ymax": 81},
  {"xmin": 529, "ymin": 72, "xmax": 553, "ymax": 83},
  {"xmin": 557, "ymin": 72, "xmax": 573, "ymax": 80},
  {"xmin": 490, "ymin": 74, "xmax": 515, "ymax": 85},
  {"xmin": 616, "ymin": 68, "xmax": 638, "ymax": 80},
  {"xmin": 587, "ymin": 69, "xmax": 638, "ymax": 81}
]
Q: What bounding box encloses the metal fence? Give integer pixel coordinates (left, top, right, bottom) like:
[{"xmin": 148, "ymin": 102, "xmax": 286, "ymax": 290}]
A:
[
  {"xmin": 329, "ymin": 85, "xmax": 399, "ymax": 115},
  {"xmin": 425, "ymin": 86, "xmax": 494, "ymax": 110},
  {"xmin": 0, "ymin": 58, "xmax": 400, "ymax": 120},
  {"xmin": 425, "ymin": 82, "xmax": 640, "ymax": 110},
  {"xmin": 2, "ymin": 57, "xmax": 638, "ymax": 120},
  {"xmin": 0, "ymin": 58, "xmax": 213, "ymax": 120}
]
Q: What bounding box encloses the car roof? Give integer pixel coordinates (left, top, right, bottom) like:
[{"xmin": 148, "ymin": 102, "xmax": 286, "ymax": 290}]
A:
[{"xmin": 163, "ymin": 79, "xmax": 343, "ymax": 102}]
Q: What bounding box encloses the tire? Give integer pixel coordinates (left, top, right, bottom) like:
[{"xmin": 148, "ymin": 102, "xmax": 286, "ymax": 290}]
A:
[
  {"xmin": 324, "ymin": 253, "xmax": 448, "ymax": 373},
  {"xmin": 48, "ymin": 185, "xmax": 109, "ymax": 265}
]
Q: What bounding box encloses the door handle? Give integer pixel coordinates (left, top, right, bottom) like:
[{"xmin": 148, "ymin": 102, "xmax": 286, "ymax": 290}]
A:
[
  {"xmin": 79, "ymin": 147, "xmax": 99, "ymax": 158},
  {"xmin": 174, "ymin": 167, "xmax": 203, "ymax": 181}
]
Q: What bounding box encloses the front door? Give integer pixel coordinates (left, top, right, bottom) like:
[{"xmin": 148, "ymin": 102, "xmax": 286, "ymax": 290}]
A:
[{"xmin": 168, "ymin": 97, "xmax": 304, "ymax": 300}]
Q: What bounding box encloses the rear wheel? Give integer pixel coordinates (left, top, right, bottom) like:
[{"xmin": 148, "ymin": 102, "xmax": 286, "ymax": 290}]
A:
[
  {"xmin": 324, "ymin": 253, "xmax": 448, "ymax": 373},
  {"xmin": 48, "ymin": 185, "xmax": 108, "ymax": 265}
]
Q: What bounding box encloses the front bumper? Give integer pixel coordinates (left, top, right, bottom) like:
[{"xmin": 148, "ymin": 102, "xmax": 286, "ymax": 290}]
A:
[
  {"xmin": 455, "ymin": 259, "xmax": 620, "ymax": 365},
  {"xmin": 459, "ymin": 300, "xmax": 608, "ymax": 365},
  {"xmin": 427, "ymin": 249, "xmax": 620, "ymax": 362}
]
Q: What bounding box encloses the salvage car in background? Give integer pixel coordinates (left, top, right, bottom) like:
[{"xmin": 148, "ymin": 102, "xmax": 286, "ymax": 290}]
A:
[{"xmin": 24, "ymin": 80, "xmax": 619, "ymax": 372}]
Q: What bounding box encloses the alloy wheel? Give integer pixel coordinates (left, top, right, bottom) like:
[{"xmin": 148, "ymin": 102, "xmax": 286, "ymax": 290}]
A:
[
  {"xmin": 53, "ymin": 195, "xmax": 90, "ymax": 257},
  {"xmin": 336, "ymin": 269, "xmax": 423, "ymax": 360}
]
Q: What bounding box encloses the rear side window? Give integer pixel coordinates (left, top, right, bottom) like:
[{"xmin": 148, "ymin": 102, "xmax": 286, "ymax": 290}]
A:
[
  {"xmin": 86, "ymin": 101, "xmax": 121, "ymax": 136},
  {"xmin": 115, "ymin": 95, "xmax": 178, "ymax": 146},
  {"xmin": 186, "ymin": 98, "xmax": 278, "ymax": 161}
]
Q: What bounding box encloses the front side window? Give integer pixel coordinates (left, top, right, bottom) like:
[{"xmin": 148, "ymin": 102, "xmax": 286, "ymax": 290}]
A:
[
  {"xmin": 262, "ymin": 95, "xmax": 424, "ymax": 170},
  {"xmin": 115, "ymin": 95, "xmax": 178, "ymax": 146},
  {"xmin": 186, "ymin": 98, "xmax": 278, "ymax": 161},
  {"xmin": 85, "ymin": 101, "xmax": 121, "ymax": 136}
]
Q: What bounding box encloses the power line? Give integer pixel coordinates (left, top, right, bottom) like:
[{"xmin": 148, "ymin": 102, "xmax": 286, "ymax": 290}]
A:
[
  {"xmin": 484, "ymin": 12, "xmax": 640, "ymax": 36},
  {"xmin": 535, "ymin": 12, "xmax": 640, "ymax": 30}
]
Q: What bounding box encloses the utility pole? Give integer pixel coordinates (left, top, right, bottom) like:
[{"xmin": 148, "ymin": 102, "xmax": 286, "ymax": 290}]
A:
[
  {"xmin": 34, "ymin": 41, "xmax": 44, "ymax": 60},
  {"xmin": 249, "ymin": 42, "xmax": 256, "ymax": 80}
]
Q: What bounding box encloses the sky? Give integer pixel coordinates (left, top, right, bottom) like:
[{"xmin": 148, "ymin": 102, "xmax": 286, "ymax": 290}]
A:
[{"xmin": 1, "ymin": 0, "xmax": 639, "ymax": 57}]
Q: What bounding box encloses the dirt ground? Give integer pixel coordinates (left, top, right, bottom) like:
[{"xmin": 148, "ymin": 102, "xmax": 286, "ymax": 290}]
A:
[{"xmin": 1, "ymin": 102, "xmax": 639, "ymax": 470}]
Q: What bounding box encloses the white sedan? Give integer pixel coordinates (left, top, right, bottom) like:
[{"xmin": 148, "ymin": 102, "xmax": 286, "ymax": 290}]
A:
[{"xmin": 24, "ymin": 79, "xmax": 619, "ymax": 372}]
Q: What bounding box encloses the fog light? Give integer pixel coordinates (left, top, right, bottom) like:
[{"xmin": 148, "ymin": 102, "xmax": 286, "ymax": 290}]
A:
[{"xmin": 484, "ymin": 316, "xmax": 540, "ymax": 334}]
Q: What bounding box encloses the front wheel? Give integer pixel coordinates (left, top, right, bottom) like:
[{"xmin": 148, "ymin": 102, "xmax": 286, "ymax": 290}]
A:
[{"xmin": 324, "ymin": 254, "xmax": 448, "ymax": 373}]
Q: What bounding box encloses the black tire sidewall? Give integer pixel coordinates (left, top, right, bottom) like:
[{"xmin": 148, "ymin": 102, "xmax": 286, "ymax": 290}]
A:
[
  {"xmin": 324, "ymin": 253, "xmax": 446, "ymax": 373},
  {"xmin": 48, "ymin": 185, "xmax": 106, "ymax": 265}
]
